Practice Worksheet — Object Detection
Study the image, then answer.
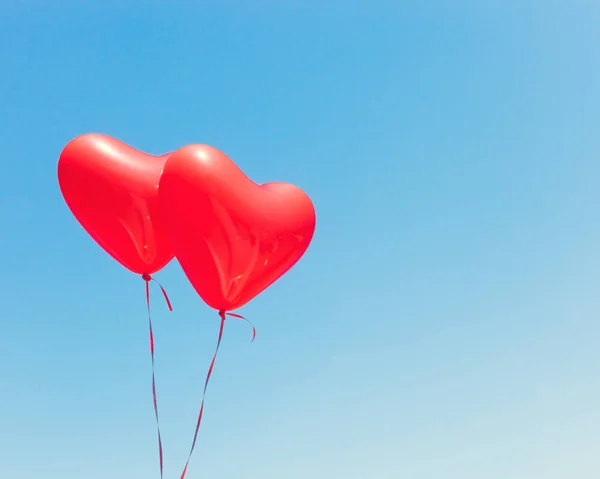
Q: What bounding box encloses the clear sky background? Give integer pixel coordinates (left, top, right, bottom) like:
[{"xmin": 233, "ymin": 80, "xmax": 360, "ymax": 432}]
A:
[{"xmin": 1, "ymin": 1, "xmax": 600, "ymax": 478}]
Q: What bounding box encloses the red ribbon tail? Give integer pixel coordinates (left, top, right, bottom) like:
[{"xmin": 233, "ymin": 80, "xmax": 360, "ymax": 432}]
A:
[
  {"xmin": 225, "ymin": 312, "xmax": 256, "ymax": 342},
  {"xmin": 143, "ymin": 274, "xmax": 173, "ymax": 311}
]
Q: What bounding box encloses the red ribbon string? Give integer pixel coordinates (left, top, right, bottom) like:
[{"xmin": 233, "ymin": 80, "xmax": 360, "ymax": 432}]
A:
[
  {"xmin": 143, "ymin": 273, "xmax": 173, "ymax": 479},
  {"xmin": 179, "ymin": 310, "xmax": 256, "ymax": 479}
]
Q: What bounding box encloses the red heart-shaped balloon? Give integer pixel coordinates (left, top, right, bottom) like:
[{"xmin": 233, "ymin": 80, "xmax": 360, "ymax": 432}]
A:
[
  {"xmin": 159, "ymin": 145, "xmax": 316, "ymax": 311},
  {"xmin": 58, "ymin": 133, "xmax": 174, "ymax": 275}
]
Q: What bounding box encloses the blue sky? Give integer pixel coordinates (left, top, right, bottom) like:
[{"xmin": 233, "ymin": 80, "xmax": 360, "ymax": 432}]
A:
[{"xmin": 1, "ymin": 1, "xmax": 600, "ymax": 478}]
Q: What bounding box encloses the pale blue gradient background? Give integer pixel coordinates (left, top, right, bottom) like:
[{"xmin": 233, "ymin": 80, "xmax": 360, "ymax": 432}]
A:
[{"xmin": 1, "ymin": 2, "xmax": 600, "ymax": 478}]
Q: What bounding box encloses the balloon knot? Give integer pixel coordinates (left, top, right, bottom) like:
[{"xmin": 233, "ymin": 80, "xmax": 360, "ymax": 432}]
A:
[{"xmin": 142, "ymin": 273, "xmax": 152, "ymax": 282}]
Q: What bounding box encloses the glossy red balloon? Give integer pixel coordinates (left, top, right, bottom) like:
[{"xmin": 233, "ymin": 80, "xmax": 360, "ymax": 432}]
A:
[
  {"xmin": 159, "ymin": 145, "xmax": 316, "ymax": 311},
  {"xmin": 58, "ymin": 133, "xmax": 174, "ymax": 275}
]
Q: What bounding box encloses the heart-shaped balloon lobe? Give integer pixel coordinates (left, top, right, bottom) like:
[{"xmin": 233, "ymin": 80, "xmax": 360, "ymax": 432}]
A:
[
  {"xmin": 159, "ymin": 145, "xmax": 316, "ymax": 311},
  {"xmin": 58, "ymin": 133, "xmax": 174, "ymax": 274}
]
